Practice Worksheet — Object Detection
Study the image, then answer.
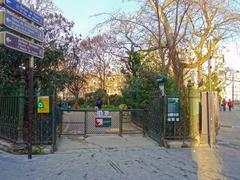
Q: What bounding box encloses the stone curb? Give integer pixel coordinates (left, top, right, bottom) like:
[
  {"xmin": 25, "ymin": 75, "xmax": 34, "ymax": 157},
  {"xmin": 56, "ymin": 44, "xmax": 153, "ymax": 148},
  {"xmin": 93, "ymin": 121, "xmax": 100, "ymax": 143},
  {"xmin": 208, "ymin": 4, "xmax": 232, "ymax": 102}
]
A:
[
  {"xmin": 0, "ymin": 139, "xmax": 14, "ymax": 153},
  {"xmin": 0, "ymin": 138, "xmax": 53, "ymax": 154}
]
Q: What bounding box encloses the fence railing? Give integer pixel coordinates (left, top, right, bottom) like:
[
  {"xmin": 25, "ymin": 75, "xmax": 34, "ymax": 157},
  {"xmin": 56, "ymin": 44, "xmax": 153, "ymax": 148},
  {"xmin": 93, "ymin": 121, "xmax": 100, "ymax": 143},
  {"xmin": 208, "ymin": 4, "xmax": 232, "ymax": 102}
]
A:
[
  {"xmin": 0, "ymin": 96, "xmax": 22, "ymax": 143},
  {"xmin": 0, "ymin": 94, "xmax": 190, "ymax": 147},
  {"xmin": 0, "ymin": 95, "xmax": 61, "ymax": 147},
  {"xmin": 59, "ymin": 109, "xmax": 145, "ymax": 137}
]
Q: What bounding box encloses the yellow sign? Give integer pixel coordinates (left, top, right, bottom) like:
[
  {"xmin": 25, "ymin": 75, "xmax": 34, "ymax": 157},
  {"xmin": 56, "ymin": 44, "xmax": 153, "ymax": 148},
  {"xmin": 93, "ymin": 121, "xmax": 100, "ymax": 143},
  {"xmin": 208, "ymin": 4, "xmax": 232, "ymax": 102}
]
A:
[{"xmin": 37, "ymin": 96, "xmax": 50, "ymax": 113}]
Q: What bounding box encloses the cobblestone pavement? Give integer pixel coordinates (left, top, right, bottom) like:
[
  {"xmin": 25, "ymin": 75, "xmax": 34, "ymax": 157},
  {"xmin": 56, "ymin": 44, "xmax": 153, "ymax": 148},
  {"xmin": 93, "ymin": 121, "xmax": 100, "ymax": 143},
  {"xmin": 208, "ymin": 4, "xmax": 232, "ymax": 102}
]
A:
[{"xmin": 0, "ymin": 110, "xmax": 240, "ymax": 180}]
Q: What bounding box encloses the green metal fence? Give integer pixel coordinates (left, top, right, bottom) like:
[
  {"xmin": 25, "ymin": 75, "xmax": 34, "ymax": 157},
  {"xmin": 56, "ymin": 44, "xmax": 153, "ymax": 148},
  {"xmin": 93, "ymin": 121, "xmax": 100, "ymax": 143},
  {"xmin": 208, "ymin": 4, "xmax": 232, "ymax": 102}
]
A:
[
  {"xmin": 0, "ymin": 96, "xmax": 22, "ymax": 142},
  {"xmin": 59, "ymin": 109, "xmax": 145, "ymax": 136},
  {"xmin": 143, "ymin": 91, "xmax": 190, "ymax": 144},
  {"xmin": 0, "ymin": 95, "xmax": 61, "ymax": 148},
  {"xmin": 144, "ymin": 91, "xmax": 165, "ymax": 144},
  {"xmin": 23, "ymin": 96, "xmax": 61, "ymax": 146},
  {"xmin": 57, "ymin": 92, "xmax": 190, "ymax": 146}
]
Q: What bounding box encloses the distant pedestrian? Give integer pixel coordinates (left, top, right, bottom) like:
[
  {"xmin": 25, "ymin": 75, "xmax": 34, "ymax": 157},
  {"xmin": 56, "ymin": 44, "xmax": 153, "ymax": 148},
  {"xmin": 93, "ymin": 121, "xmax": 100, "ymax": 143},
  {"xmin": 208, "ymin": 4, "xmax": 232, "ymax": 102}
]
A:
[
  {"xmin": 96, "ymin": 97, "xmax": 102, "ymax": 111},
  {"xmin": 222, "ymin": 98, "xmax": 227, "ymax": 111},
  {"xmin": 66, "ymin": 102, "xmax": 71, "ymax": 112},
  {"xmin": 73, "ymin": 102, "xmax": 79, "ymax": 109},
  {"xmin": 227, "ymin": 99, "xmax": 233, "ymax": 112},
  {"xmin": 58, "ymin": 101, "xmax": 62, "ymax": 108}
]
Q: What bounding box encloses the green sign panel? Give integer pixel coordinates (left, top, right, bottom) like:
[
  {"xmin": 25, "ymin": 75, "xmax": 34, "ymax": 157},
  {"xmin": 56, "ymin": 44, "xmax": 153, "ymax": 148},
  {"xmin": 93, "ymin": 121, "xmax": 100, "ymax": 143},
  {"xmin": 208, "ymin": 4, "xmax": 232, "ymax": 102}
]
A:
[
  {"xmin": 37, "ymin": 96, "xmax": 49, "ymax": 113},
  {"xmin": 167, "ymin": 97, "xmax": 180, "ymax": 122},
  {"xmin": 95, "ymin": 117, "xmax": 112, "ymax": 127}
]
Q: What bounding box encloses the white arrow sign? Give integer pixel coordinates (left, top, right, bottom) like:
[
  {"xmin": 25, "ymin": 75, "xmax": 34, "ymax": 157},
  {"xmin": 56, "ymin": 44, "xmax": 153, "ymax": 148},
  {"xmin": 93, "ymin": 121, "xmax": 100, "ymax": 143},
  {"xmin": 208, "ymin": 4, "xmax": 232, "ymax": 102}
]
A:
[{"xmin": 6, "ymin": 37, "xmax": 11, "ymax": 43}]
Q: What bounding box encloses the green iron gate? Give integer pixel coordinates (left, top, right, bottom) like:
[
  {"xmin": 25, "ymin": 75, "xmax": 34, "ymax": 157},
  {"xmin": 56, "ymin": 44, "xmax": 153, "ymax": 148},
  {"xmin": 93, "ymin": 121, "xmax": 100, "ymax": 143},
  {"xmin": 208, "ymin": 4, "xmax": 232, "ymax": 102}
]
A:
[
  {"xmin": 146, "ymin": 91, "xmax": 165, "ymax": 144},
  {"xmin": 58, "ymin": 109, "xmax": 145, "ymax": 136}
]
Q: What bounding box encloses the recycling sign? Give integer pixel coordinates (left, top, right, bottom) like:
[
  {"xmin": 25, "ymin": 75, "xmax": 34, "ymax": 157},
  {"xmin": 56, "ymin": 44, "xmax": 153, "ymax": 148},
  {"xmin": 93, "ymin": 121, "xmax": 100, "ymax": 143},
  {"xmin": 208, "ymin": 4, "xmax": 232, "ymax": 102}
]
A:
[{"xmin": 37, "ymin": 96, "xmax": 49, "ymax": 113}]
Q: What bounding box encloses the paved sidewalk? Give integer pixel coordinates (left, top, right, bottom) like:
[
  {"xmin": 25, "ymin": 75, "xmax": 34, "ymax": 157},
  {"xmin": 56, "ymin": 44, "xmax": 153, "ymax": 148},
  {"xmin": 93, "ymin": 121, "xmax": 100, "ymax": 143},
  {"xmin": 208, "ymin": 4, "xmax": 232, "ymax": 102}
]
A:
[{"xmin": 0, "ymin": 110, "xmax": 240, "ymax": 180}]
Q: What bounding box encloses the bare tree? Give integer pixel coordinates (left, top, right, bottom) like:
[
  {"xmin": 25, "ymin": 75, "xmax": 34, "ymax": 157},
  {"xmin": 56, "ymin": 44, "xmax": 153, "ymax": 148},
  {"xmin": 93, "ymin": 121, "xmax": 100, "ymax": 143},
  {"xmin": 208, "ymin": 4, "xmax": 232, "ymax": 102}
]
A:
[{"xmin": 81, "ymin": 35, "xmax": 120, "ymax": 91}]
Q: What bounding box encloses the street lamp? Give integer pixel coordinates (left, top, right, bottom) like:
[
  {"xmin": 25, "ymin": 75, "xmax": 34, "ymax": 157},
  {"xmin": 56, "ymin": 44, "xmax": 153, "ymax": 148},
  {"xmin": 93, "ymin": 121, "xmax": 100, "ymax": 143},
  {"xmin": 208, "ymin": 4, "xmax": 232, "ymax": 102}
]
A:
[{"xmin": 156, "ymin": 77, "xmax": 166, "ymax": 96}]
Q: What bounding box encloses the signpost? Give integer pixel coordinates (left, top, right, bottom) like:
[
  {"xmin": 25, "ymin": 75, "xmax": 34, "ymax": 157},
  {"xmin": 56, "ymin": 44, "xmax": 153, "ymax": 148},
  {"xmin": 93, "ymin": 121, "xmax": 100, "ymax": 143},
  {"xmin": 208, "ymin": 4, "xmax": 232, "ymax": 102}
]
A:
[
  {"xmin": 0, "ymin": 11, "xmax": 44, "ymax": 42},
  {"xmin": 0, "ymin": 31, "xmax": 44, "ymax": 58},
  {"xmin": 0, "ymin": 0, "xmax": 44, "ymax": 26},
  {"xmin": 0, "ymin": 0, "xmax": 44, "ymax": 159}
]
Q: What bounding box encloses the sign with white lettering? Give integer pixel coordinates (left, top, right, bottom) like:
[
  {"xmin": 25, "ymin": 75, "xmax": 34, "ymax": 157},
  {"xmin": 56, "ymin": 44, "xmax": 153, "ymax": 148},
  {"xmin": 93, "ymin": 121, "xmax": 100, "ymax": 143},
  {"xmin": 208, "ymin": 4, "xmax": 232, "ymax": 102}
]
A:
[
  {"xmin": 167, "ymin": 97, "xmax": 180, "ymax": 122},
  {"xmin": 0, "ymin": 0, "xmax": 44, "ymax": 26},
  {"xmin": 0, "ymin": 31, "xmax": 44, "ymax": 58},
  {"xmin": 0, "ymin": 11, "xmax": 44, "ymax": 42}
]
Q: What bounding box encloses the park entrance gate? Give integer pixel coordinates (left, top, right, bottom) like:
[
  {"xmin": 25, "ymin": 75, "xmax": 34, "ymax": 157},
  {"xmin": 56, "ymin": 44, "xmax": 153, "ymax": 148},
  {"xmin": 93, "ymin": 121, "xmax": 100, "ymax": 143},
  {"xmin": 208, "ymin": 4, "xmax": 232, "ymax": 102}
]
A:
[{"xmin": 58, "ymin": 109, "xmax": 144, "ymax": 137}]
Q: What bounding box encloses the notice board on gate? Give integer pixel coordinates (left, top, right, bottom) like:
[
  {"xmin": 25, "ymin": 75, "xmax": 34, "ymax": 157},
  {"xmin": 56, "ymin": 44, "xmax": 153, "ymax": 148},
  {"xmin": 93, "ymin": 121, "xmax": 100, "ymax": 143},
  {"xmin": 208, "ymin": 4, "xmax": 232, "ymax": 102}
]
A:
[
  {"xmin": 37, "ymin": 96, "xmax": 50, "ymax": 113},
  {"xmin": 167, "ymin": 97, "xmax": 180, "ymax": 122},
  {"xmin": 95, "ymin": 111, "xmax": 112, "ymax": 127}
]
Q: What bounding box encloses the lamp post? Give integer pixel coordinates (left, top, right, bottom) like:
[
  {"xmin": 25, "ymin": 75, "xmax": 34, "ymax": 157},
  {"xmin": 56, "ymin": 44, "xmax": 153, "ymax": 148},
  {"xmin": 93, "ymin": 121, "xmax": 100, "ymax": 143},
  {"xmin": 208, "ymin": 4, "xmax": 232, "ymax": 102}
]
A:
[
  {"xmin": 156, "ymin": 77, "xmax": 166, "ymax": 96},
  {"xmin": 156, "ymin": 77, "xmax": 166, "ymax": 139}
]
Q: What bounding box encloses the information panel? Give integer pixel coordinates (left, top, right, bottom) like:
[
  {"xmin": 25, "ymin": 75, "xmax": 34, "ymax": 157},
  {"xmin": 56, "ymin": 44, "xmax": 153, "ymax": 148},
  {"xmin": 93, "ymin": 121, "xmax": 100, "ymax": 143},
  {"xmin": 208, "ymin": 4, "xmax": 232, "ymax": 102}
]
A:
[
  {"xmin": 37, "ymin": 96, "xmax": 50, "ymax": 113},
  {"xmin": 167, "ymin": 97, "xmax": 180, "ymax": 122}
]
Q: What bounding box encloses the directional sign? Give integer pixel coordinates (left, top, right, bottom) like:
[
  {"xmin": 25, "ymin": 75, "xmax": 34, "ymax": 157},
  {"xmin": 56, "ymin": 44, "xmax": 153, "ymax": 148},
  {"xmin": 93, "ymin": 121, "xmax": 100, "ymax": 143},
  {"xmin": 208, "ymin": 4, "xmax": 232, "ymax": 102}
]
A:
[
  {"xmin": 0, "ymin": 11, "xmax": 44, "ymax": 42},
  {"xmin": 0, "ymin": 31, "xmax": 44, "ymax": 58},
  {"xmin": 0, "ymin": 0, "xmax": 44, "ymax": 26}
]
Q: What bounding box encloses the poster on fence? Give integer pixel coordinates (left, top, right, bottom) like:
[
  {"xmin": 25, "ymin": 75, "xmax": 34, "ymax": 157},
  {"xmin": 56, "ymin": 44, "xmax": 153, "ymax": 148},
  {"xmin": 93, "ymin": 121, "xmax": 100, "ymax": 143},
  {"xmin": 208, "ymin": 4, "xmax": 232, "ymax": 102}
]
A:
[
  {"xmin": 95, "ymin": 111, "xmax": 112, "ymax": 127},
  {"xmin": 37, "ymin": 96, "xmax": 50, "ymax": 113},
  {"xmin": 167, "ymin": 97, "xmax": 180, "ymax": 122}
]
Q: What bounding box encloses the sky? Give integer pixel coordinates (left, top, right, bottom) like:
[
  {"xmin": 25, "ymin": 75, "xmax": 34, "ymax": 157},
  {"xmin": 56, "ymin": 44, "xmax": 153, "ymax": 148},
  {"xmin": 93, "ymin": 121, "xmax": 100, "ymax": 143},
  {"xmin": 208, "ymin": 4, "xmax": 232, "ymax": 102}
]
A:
[
  {"xmin": 54, "ymin": 0, "xmax": 139, "ymax": 37},
  {"xmin": 54, "ymin": 0, "xmax": 240, "ymax": 71}
]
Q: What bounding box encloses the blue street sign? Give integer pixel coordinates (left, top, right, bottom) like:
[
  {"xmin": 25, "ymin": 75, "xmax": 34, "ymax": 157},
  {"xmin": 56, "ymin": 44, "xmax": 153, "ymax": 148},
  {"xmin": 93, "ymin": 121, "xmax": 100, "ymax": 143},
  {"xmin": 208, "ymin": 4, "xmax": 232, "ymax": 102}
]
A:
[
  {"xmin": 0, "ymin": 11, "xmax": 44, "ymax": 42},
  {"xmin": 0, "ymin": 31, "xmax": 44, "ymax": 58},
  {"xmin": 0, "ymin": 0, "xmax": 44, "ymax": 26}
]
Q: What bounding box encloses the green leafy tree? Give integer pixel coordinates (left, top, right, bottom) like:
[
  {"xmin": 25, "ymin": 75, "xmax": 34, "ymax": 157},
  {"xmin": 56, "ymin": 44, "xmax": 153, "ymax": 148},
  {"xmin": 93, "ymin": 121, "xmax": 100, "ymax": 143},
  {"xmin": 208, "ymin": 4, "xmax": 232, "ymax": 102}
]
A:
[{"xmin": 121, "ymin": 51, "xmax": 158, "ymax": 108}]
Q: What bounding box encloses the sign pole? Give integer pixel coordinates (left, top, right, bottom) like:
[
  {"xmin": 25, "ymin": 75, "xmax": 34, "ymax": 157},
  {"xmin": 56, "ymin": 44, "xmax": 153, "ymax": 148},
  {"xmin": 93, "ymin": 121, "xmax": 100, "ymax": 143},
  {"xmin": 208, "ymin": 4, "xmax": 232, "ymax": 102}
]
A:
[
  {"xmin": 28, "ymin": 55, "xmax": 34, "ymax": 159},
  {"xmin": 0, "ymin": 0, "xmax": 44, "ymax": 159},
  {"xmin": 28, "ymin": 6, "xmax": 34, "ymax": 159}
]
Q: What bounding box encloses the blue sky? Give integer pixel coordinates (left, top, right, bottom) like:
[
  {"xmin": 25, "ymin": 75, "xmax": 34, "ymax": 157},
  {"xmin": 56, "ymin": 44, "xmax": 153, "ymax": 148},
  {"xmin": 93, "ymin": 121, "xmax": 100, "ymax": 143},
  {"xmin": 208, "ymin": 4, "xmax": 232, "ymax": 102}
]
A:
[{"xmin": 54, "ymin": 0, "xmax": 139, "ymax": 37}]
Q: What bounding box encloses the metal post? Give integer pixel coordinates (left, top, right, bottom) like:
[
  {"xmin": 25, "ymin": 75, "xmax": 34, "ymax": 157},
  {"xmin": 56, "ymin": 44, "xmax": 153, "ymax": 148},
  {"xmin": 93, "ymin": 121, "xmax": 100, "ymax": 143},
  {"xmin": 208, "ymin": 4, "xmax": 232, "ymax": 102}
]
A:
[
  {"xmin": 28, "ymin": 56, "xmax": 34, "ymax": 159},
  {"xmin": 208, "ymin": 56, "xmax": 214, "ymax": 147},
  {"xmin": 232, "ymin": 70, "xmax": 235, "ymax": 104},
  {"xmin": 17, "ymin": 68, "xmax": 25, "ymax": 144},
  {"xmin": 84, "ymin": 111, "xmax": 87, "ymax": 138},
  {"xmin": 163, "ymin": 96, "xmax": 166, "ymax": 139},
  {"xmin": 206, "ymin": 92, "xmax": 211, "ymax": 146},
  {"xmin": 52, "ymin": 91, "xmax": 56, "ymax": 152},
  {"xmin": 28, "ymin": 7, "xmax": 35, "ymax": 158},
  {"xmin": 119, "ymin": 110, "xmax": 123, "ymax": 137}
]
